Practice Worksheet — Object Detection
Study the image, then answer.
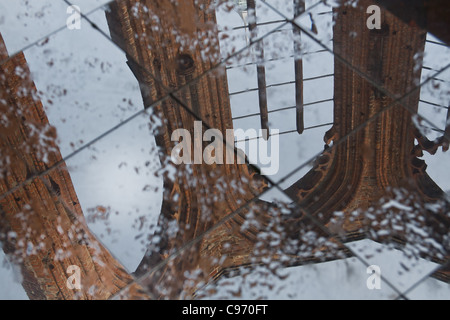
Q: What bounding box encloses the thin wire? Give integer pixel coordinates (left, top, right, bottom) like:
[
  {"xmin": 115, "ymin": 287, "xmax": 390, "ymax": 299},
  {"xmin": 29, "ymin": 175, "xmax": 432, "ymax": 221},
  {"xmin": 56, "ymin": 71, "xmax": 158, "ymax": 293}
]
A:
[
  {"xmin": 423, "ymin": 65, "xmax": 450, "ymax": 75},
  {"xmin": 394, "ymin": 258, "xmax": 450, "ymax": 300},
  {"xmin": 232, "ymin": 98, "xmax": 334, "ymax": 121},
  {"xmin": 229, "ymin": 73, "xmax": 333, "ymax": 96},
  {"xmin": 426, "ymin": 39, "xmax": 449, "ymax": 47},
  {"xmin": 234, "ymin": 122, "xmax": 333, "ymax": 143},
  {"xmin": 427, "ymin": 77, "xmax": 450, "ymax": 84},
  {"xmin": 226, "ymin": 49, "xmax": 329, "ymax": 70},
  {"xmin": 419, "ymin": 100, "xmax": 449, "ymax": 109},
  {"xmin": 227, "ymin": 19, "xmax": 286, "ymax": 30}
]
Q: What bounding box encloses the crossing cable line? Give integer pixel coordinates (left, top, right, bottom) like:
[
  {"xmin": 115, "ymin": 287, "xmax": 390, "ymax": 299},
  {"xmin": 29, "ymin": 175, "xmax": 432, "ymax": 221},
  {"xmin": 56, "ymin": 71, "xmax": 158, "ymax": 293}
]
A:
[
  {"xmin": 234, "ymin": 122, "xmax": 333, "ymax": 143},
  {"xmin": 232, "ymin": 98, "xmax": 334, "ymax": 121},
  {"xmin": 229, "ymin": 73, "xmax": 333, "ymax": 96},
  {"xmin": 426, "ymin": 39, "xmax": 449, "ymax": 47},
  {"xmin": 59, "ymin": 0, "xmax": 449, "ymax": 300},
  {"xmin": 394, "ymin": 258, "xmax": 450, "ymax": 300},
  {"xmin": 226, "ymin": 48, "xmax": 329, "ymax": 70},
  {"xmin": 420, "ymin": 99, "xmax": 449, "ymax": 109},
  {"xmin": 227, "ymin": 19, "xmax": 286, "ymax": 31}
]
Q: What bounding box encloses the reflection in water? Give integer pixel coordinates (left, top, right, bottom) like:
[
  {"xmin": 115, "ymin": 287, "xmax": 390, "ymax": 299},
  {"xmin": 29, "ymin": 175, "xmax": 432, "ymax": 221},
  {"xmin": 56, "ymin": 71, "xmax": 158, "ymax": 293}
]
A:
[{"xmin": 0, "ymin": 0, "xmax": 449, "ymax": 300}]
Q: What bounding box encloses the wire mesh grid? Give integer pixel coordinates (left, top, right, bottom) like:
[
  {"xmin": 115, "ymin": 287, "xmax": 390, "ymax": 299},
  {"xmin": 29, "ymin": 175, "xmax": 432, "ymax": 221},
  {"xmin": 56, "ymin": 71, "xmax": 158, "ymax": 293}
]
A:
[{"xmin": 0, "ymin": 0, "xmax": 449, "ymax": 300}]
